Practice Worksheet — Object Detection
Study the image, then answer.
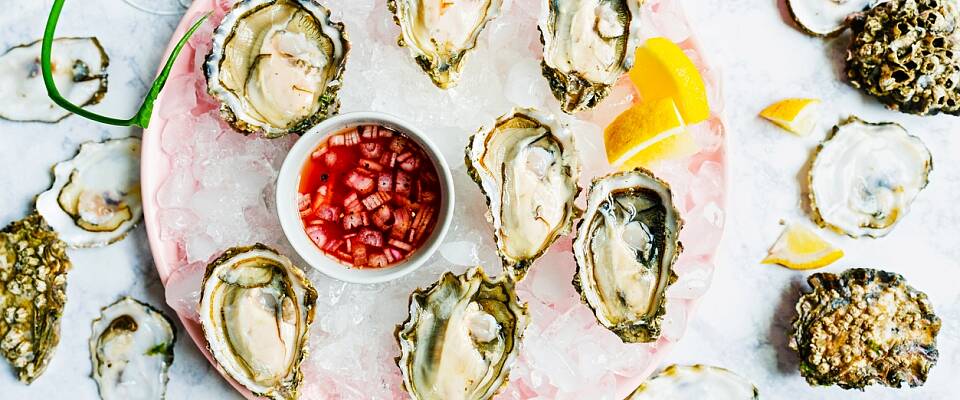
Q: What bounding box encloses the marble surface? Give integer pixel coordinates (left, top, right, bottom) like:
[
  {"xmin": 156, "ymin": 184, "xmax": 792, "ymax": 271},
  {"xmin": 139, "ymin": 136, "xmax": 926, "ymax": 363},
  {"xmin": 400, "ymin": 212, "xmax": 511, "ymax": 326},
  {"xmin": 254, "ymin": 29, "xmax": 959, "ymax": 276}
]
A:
[{"xmin": 0, "ymin": 0, "xmax": 957, "ymax": 399}]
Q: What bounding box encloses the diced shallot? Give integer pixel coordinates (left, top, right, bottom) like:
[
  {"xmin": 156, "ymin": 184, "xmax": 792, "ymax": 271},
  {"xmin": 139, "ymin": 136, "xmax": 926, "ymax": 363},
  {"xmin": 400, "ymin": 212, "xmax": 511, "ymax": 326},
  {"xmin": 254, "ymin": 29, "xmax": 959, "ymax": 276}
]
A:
[
  {"xmin": 409, "ymin": 206, "xmax": 435, "ymax": 242},
  {"xmin": 298, "ymin": 193, "xmax": 311, "ymax": 211},
  {"xmin": 392, "ymin": 208, "xmax": 412, "ymax": 238},
  {"xmin": 369, "ymin": 253, "xmax": 389, "ymax": 268},
  {"xmin": 380, "ymin": 152, "xmax": 397, "ymax": 168},
  {"xmin": 352, "ymin": 243, "xmax": 368, "ymax": 267},
  {"xmin": 305, "ymin": 226, "xmax": 326, "ymax": 247},
  {"xmin": 358, "ymin": 228, "xmax": 384, "ymax": 247},
  {"xmin": 389, "ymin": 137, "xmax": 406, "ymax": 153},
  {"xmin": 361, "ymin": 125, "xmax": 377, "ymax": 139},
  {"xmin": 330, "ymin": 129, "xmax": 360, "ymax": 146},
  {"xmin": 397, "ymin": 152, "xmax": 420, "ymax": 172},
  {"xmin": 389, "ymin": 239, "xmax": 413, "ymax": 252},
  {"xmin": 395, "ymin": 172, "xmax": 412, "ymax": 194},
  {"xmin": 377, "ymin": 173, "xmax": 393, "ymax": 192},
  {"xmin": 316, "ymin": 205, "xmax": 340, "ymax": 222},
  {"xmin": 343, "ymin": 193, "xmax": 364, "ymax": 213},
  {"xmin": 346, "ymin": 170, "xmax": 376, "ymax": 194},
  {"xmin": 359, "ymin": 159, "xmax": 384, "ymax": 171},
  {"xmin": 362, "ymin": 192, "xmax": 391, "ymax": 210},
  {"xmin": 344, "ymin": 212, "xmax": 364, "ymax": 230},
  {"xmin": 384, "ymin": 247, "xmax": 404, "ymax": 263},
  {"xmin": 372, "ymin": 205, "xmax": 392, "ymax": 229},
  {"xmin": 377, "ymin": 126, "xmax": 394, "ymax": 138}
]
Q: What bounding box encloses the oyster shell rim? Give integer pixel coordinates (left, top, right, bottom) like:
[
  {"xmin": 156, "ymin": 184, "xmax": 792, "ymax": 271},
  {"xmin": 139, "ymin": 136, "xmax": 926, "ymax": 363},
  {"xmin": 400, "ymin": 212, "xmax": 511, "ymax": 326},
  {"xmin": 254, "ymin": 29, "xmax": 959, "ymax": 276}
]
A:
[
  {"xmin": 785, "ymin": 0, "xmax": 876, "ymax": 38},
  {"xmin": 626, "ymin": 363, "xmax": 760, "ymax": 399}
]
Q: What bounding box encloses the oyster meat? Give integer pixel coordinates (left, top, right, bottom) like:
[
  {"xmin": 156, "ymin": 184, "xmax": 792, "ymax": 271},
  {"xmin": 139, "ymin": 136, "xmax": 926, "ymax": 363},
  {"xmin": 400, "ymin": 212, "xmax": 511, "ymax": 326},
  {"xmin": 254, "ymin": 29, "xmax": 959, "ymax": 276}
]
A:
[
  {"xmin": 846, "ymin": 0, "xmax": 960, "ymax": 115},
  {"xmin": 627, "ymin": 364, "xmax": 759, "ymax": 399},
  {"xmin": 0, "ymin": 213, "xmax": 71, "ymax": 383},
  {"xmin": 198, "ymin": 244, "xmax": 318, "ymax": 400},
  {"xmin": 539, "ymin": 0, "xmax": 641, "ymax": 113},
  {"xmin": 89, "ymin": 297, "xmax": 176, "ymax": 400},
  {"xmin": 790, "ymin": 268, "xmax": 941, "ymax": 389},
  {"xmin": 808, "ymin": 117, "xmax": 932, "ymax": 238},
  {"xmin": 396, "ymin": 267, "xmax": 528, "ymax": 400},
  {"xmin": 573, "ymin": 168, "xmax": 682, "ymax": 343},
  {"xmin": 466, "ymin": 108, "xmax": 581, "ymax": 279},
  {"xmin": 0, "ymin": 37, "xmax": 108, "ymax": 122},
  {"xmin": 35, "ymin": 137, "xmax": 142, "ymax": 248},
  {"xmin": 388, "ymin": 0, "xmax": 503, "ymax": 88},
  {"xmin": 787, "ymin": 0, "xmax": 875, "ymax": 37},
  {"xmin": 205, "ymin": 0, "xmax": 349, "ymax": 137}
]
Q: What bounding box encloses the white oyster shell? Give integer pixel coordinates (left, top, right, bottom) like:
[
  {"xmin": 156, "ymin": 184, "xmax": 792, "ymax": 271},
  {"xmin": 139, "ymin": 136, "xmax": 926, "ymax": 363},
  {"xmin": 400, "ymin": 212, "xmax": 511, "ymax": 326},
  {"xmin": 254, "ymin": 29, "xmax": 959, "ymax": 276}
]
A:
[
  {"xmin": 787, "ymin": 0, "xmax": 876, "ymax": 37},
  {"xmin": 627, "ymin": 364, "xmax": 759, "ymax": 399}
]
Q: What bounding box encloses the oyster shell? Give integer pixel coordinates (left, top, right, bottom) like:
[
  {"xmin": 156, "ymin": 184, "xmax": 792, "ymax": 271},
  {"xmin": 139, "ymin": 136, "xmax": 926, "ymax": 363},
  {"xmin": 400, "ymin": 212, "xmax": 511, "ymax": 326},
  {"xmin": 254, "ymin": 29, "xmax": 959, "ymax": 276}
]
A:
[
  {"xmin": 198, "ymin": 244, "xmax": 318, "ymax": 400},
  {"xmin": 790, "ymin": 268, "xmax": 941, "ymax": 389},
  {"xmin": 808, "ymin": 117, "xmax": 932, "ymax": 238},
  {"xmin": 465, "ymin": 108, "xmax": 581, "ymax": 279},
  {"xmin": 0, "ymin": 37, "xmax": 108, "ymax": 123},
  {"xmin": 35, "ymin": 137, "xmax": 142, "ymax": 248},
  {"xmin": 627, "ymin": 364, "xmax": 759, "ymax": 399},
  {"xmin": 573, "ymin": 168, "xmax": 682, "ymax": 343},
  {"xmin": 539, "ymin": 0, "xmax": 642, "ymax": 113},
  {"xmin": 89, "ymin": 297, "xmax": 176, "ymax": 400},
  {"xmin": 846, "ymin": 0, "xmax": 960, "ymax": 115},
  {"xmin": 396, "ymin": 267, "xmax": 528, "ymax": 400},
  {"xmin": 205, "ymin": 0, "xmax": 349, "ymax": 137},
  {"xmin": 786, "ymin": 0, "xmax": 875, "ymax": 37},
  {"xmin": 0, "ymin": 213, "xmax": 71, "ymax": 384},
  {"xmin": 387, "ymin": 0, "xmax": 503, "ymax": 88}
]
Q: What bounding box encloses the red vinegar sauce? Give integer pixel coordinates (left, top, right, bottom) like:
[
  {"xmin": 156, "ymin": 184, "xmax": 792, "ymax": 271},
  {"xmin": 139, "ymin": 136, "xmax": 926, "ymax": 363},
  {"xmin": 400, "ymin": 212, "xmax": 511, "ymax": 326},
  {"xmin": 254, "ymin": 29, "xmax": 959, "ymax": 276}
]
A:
[{"xmin": 298, "ymin": 125, "xmax": 441, "ymax": 269}]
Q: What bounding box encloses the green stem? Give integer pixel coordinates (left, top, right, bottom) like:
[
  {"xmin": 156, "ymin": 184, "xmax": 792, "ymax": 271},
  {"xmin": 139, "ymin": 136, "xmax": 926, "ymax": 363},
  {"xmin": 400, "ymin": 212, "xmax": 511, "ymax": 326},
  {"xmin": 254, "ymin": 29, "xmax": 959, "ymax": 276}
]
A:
[{"xmin": 41, "ymin": 0, "xmax": 208, "ymax": 128}]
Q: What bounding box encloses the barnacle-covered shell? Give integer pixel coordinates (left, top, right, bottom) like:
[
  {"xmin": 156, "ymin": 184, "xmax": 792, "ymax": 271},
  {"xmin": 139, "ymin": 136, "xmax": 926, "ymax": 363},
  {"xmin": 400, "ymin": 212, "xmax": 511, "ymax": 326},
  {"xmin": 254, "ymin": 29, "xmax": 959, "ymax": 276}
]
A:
[
  {"xmin": 89, "ymin": 297, "xmax": 176, "ymax": 400},
  {"xmin": 465, "ymin": 108, "xmax": 581, "ymax": 279},
  {"xmin": 205, "ymin": 0, "xmax": 349, "ymax": 137},
  {"xmin": 846, "ymin": 0, "xmax": 960, "ymax": 115},
  {"xmin": 790, "ymin": 268, "xmax": 940, "ymax": 389},
  {"xmin": 387, "ymin": 0, "xmax": 503, "ymax": 88},
  {"xmin": 539, "ymin": 0, "xmax": 642, "ymax": 113},
  {"xmin": 35, "ymin": 137, "xmax": 141, "ymax": 248},
  {"xmin": 786, "ymin": 0, "xmax": 875, "ymax": 37},
  {"xmin": 0, "ymin": 213, "xmax": 71, "ymax": 384},
  {"xmin": 198, "ymin": 244, "xmax": 318, "ymax": 400},
  {"xmin": 0, "ymin": 37, "xmax": 108, "ymax": 123},
  {"xmin": 396, "ymin": 267, "xmax": 529, "ymax": 400},
  {"xmin": 573, "ymin": 168, "xmax": 682, "ymax": 343},
  {"xmin": 627, "ymin": 364, "xmax": 759, "ymax": 399},
  {"xmin": 808, "ymin": 117, "xmax": 932, "ymax": 238}
]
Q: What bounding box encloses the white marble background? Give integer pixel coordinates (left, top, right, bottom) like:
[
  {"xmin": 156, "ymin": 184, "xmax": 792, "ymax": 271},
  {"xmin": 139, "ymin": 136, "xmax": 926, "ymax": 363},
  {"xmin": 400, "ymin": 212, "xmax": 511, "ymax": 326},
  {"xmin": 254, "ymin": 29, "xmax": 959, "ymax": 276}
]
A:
[{"xmin": 0, "ymin": 0, "xmax": 957, "ymax": 399}]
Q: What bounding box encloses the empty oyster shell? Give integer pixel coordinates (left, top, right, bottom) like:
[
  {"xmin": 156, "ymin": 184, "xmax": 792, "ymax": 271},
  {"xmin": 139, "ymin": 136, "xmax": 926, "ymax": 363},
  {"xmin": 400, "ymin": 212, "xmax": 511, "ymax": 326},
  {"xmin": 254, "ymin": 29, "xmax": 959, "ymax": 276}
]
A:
[
  {"xmin": 89, "ymin": 297, "xmax": 176, "ymax": 400},
  {"xmin": 786, "ymin": 0, "xmax": 875, "ymax": 37},
  {"xmin": 539, "ymin": 0, "xmax": 642, "ymax": 113},
  {"xmin": 790, "ymin": 268, "xmax": 941, "ymax": 389},
  {"xmin": 0, "ymin": 37, "xmax": 108, "ymax": 123},
  {"xmin": 465, "ymin": 108, "xmax": 581, "ymax": 279},
  {"xmin": 573, "ymin": 168, "xmax": 682, "ymax": 343},
  {"xmin": 387, "ymin": 0, "xmax": 504, "ymax": 88},
  {"xmin": 0, "ymin": 213, "xmax": 71, "ymax": 384},
  {"xmin": 808, "ymin": 117, "xmax": 932, "ymax": 238},
  {"xmin": 198, "ymin": 244, "xmax": 318, "ymax": 400},
  {"xmin": 396, "ymin": 267, "xmax": 528, "ymax": 400},
  {"xmin": 205, "ymin": 0, "xmax": 349, "ymax": 138},
  {"xmin": 35, "ymin": 137, "xmax": 142, "ymax": 248},
  {"xmin": 627, "ymin": 364, "xmax": 759, "ymax": 399}
]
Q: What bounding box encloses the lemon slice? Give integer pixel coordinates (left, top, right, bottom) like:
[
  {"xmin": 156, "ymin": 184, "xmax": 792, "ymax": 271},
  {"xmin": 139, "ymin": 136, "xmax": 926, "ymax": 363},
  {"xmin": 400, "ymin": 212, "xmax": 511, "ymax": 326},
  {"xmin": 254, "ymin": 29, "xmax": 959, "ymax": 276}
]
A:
[
  {"xmin": 604, "ymin": 98, "xmax": 698, "ymax": 168},
  {"xmin": 760, "ymin": 98, "xmax": 820, "ymax": 136},
  {"xmin": 629, "ymin": 37, "xmax": 710, "ymax": 124},
  {"xmin": 762, "ymin": 223, "xmax": 843, "ymax": 270}
]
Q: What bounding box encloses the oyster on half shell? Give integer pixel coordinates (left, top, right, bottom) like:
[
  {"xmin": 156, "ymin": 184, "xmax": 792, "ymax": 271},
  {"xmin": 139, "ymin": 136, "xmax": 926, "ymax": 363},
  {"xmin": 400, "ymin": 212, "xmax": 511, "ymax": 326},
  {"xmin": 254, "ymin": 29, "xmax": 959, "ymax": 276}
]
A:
[
  {"xmin": 466, "ymin": 108, "xmax": 581, "ymax": 279},
  {"xmin": 627, "ymin": 364, "xmax": 759, "ymax": 399},
  {"xmin": 573, "ymin": 168, "xmax": 682, "ymax": 343},
  {"xmin": 35, "ymin": 137, "xmax": 141, "ymax": 248},
  {"xmin": 396, "ymin": 267, "xmax": 529, "ymax": 400},
  {"xmin": 198, "ymin": 244, "xmax": 318, "ymax": 400},
  {"xmin": 787, "ymin": 0, "xmax": 876, "ymax": 37},
  {"xmin": 539, "ymin": 0, "xmax": 642, "ymax": 113},
  {"xmin": 388, "ymin": 0, "xmax": 504, "ymax": 88},
  {"xmin": 205, "ymin": 0, "xmax": 349, "ymax": 138}
]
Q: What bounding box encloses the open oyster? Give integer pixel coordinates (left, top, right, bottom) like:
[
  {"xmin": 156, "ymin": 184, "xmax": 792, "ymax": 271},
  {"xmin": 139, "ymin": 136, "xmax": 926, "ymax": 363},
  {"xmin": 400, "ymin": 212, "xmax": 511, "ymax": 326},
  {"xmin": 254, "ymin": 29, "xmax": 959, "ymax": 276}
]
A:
[
  {"xmin": 627, "ymin": 364, "xmax": 759, "ymax": 399},
  {"xmin": 573, "ymin": 168, "xmax": 682, "ymax": 343},
  {"xmin": 205, "ymin": 0, "xmax": 349, "ymax": 138},
  {"xmin": 396, "ymin": 267, "xmax": 528, "ymax": 400},
  {"xmin": 0, "ymin": 213, "xmax": 71, "ymax": 384},
  {"xmin": 89, "ymin": 297, "xmax": 176, "ymax": 400},
  {"xmin": 539, "ymin": 0, "xmax": 642, "ymax": 113},
  {"xmin": 846, "ymin": 0, "xmax": 960, "ymax": 115},
  {"xmin": 198, "ymin": 244, "xmax": 318, "ymax": 400},
  {"xmin": 786, "ymin": 0, "xmax": 875, "ymax": 37},
  {"xmin": 790, "ymin": 268, "xmax": 941, "ymax": 389},
  {"xmin": 387, "ymin": 0, "xmax": 503, "ymax": 88},
  {"xmin": 466, "ymin": 108, "xmax": 581, "ymax": 279},
  {"xmin": 808, "ymin": 117, "xmax": 932, "ymax": 238},
  {"xmin": 0, "ymin": 37, "xmax": 108, "ymax": 122},
  {"xmin": 35, "ymin": 137, "xmax": 141, "ymax": 248}
]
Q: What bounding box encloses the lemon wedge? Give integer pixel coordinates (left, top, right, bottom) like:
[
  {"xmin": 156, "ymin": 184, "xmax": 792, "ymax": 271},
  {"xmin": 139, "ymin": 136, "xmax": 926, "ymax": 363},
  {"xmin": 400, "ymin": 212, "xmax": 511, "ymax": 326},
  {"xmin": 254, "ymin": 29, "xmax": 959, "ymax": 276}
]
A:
[
  {"xmin": 762, "ymin": 223, "xmax": 843, "ymax": 270},
  {"xmin": 760, "ymin": 98, "xmax": 820, "ymax": 136},
  {"xmin": 604, "ymin": 98, "xmax": 699, "ymax": 168},
  {"xmin": 629, "ymin": 37, "xmax": 710, "ymax": 124}
]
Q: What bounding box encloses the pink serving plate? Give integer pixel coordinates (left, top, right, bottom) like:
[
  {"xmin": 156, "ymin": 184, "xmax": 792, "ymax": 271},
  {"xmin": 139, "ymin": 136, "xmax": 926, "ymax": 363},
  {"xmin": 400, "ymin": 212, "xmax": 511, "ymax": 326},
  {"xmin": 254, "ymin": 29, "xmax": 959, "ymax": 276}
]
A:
[{"xmin": 142, "ymin": 0, "xmax": 727, "ymax": 398}]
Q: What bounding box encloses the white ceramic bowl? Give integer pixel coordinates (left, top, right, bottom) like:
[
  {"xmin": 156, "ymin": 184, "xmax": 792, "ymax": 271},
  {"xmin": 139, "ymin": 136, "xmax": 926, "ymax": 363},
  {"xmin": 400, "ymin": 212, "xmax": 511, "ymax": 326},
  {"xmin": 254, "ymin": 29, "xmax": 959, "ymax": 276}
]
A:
[{"xmin": 277, "ymin": 112, "xmax": 455, "ymax": 284}]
